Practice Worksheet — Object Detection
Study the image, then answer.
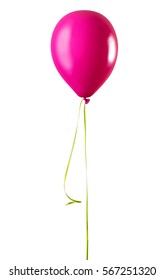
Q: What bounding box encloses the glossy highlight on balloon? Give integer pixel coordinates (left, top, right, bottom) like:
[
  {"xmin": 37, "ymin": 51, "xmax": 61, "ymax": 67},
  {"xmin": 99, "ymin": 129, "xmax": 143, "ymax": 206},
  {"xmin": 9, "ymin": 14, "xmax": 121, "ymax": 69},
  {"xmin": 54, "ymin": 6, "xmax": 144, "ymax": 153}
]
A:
[{"xmin": 51, "ymin": 10, "xmax": 118, "ymax": 98}]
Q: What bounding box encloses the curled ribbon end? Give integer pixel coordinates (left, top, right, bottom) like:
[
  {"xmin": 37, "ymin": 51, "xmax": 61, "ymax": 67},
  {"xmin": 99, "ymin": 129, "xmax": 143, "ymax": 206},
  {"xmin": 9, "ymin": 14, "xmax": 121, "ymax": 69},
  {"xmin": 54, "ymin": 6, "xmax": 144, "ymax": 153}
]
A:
[{"xmin": 84, "ymin": 98, "xmax": 90, "ymax": 104}]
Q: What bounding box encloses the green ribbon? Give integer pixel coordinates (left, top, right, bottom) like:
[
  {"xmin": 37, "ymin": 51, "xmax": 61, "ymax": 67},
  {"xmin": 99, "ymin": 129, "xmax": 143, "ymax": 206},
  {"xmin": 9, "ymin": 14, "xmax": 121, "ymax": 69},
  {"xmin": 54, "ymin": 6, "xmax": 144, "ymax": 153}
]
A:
[
  {"xmin": 63, "ymin": 99, "xmax": 89, "ymax": 260},
  {"xmin": 84, "ymin": 103, "xmax": 89, "ymax": 260}
]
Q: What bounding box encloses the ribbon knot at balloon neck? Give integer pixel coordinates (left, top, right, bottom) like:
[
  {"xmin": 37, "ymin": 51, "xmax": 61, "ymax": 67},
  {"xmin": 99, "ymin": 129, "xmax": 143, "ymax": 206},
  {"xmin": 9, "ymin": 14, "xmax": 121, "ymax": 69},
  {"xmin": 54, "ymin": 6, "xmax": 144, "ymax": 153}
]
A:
[{"xmin": 84, "ymin": 98, "xmax": 90, "ymax": 104}]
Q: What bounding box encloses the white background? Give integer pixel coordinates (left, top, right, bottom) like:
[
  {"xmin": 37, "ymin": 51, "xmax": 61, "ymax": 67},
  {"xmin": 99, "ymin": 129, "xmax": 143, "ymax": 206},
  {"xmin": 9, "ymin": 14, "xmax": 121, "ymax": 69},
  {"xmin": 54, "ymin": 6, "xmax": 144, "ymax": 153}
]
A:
[{"xmin": 0, "ymin": 0, "xmax": 164, "ymax": 279}]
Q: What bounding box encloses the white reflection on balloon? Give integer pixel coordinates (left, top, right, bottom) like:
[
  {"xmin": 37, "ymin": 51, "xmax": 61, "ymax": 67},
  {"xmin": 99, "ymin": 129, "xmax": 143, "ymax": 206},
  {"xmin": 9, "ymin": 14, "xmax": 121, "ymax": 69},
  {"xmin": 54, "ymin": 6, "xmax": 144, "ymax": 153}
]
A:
[
  {"xmin": 56, "ymin": 27, "xmax": 72, "ymax": 72},
  {"xmin": 108, "ymin": 36, "xmax": 116, "ymax": 64}
]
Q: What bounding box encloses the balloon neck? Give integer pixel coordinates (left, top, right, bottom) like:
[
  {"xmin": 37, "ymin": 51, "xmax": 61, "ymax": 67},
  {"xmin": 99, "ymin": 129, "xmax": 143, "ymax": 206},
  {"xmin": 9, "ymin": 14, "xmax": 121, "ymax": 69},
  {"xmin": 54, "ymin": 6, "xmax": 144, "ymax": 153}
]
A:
[{"xmin": 84, "ymin": 98, "xmax": 90, "ymax": 104}]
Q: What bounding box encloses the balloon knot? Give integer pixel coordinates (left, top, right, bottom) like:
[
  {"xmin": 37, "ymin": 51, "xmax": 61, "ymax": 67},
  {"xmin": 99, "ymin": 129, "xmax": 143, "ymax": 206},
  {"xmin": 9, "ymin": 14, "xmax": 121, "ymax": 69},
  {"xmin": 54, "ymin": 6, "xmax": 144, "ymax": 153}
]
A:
[{"xmin": 84, "ymin": 98, "xmax": 90, "ymax": 104}]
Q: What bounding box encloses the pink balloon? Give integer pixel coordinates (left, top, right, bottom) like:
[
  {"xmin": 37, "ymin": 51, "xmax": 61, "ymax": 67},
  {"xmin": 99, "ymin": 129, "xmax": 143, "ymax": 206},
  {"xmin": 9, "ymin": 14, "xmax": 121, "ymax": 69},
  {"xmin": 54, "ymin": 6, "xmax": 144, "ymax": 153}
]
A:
[{"xmin": 51, "ymin": 10, "xmax": 118, "ymax": 99}]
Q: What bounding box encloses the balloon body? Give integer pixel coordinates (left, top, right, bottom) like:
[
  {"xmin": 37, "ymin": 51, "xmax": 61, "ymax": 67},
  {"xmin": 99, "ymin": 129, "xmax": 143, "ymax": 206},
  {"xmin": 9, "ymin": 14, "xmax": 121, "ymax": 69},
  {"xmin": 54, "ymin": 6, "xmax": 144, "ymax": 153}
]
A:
[{"xmin": 51, "ymin": 10, "xmax": 118, "ymax": 99}]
